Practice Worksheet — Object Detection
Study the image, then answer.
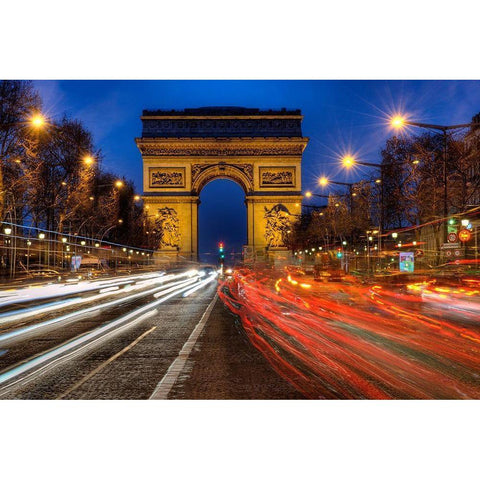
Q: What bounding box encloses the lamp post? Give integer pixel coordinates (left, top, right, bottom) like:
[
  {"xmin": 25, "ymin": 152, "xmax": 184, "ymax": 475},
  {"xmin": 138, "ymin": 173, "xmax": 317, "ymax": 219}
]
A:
[
  {"xmin": 38, "ymin": 232, "xmax": 45, "ymax": 266},
  {"xmin": 390, "ymin": 115, "xmax": 480, "ymax": 233},
  {"xmin": 339, "ymin": 156, "xmax": 384, "ymax": 260}
]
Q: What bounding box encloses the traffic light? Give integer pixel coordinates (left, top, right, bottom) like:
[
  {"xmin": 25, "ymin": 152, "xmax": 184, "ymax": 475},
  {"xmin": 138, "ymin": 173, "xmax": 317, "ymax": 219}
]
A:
[
  {"xmin": 218, "ymin": 242, "xmax": 225, "ymax": 265},
  {"xmin": 336, "ymin": 249, "xmax": 343, "ymax": 259}
]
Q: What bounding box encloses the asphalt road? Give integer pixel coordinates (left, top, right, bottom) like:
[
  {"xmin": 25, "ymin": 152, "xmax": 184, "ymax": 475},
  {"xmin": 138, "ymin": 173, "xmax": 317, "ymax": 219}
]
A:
[{"xmin": 0, "ymin": 274, "xmax": 304, "ymax": 400}]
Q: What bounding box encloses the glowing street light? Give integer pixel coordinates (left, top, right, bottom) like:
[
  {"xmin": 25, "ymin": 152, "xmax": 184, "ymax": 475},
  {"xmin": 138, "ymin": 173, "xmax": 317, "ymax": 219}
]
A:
[
  {"xmin": 319, "ymin": 176, "xmax": 329, "ymax": 187},
  {"xmin": 38, "ymin": 233, "xmax": 45, "ymax": 240},
  {"xmin": 4, "ymin": 227, "xmax": 12, "ymax": 235},
  {"xmin": 62, "ymin": 237, "xmax": 67, "ymax": 243},
  {"xmin": 30, "ymin": 114, "xmax": 46, "ymax": 128},
  {"xmin": 342, "ymin": 155, "xmax": 356, "ymax": 169},
  {"xmin": 390, "ymin": 115, "xmax": 406, "ymax": 129},
  {"xmin": 115, "ymin": 180, "xmax": 124, "ymax": 188},
  {"xmin": 391, "ymin": 232, "xmax": 398, "ymax": 239},
  {"xmin": 134, "ymin": 195, "xmax": 141, "ymax": 201},
  {"xmin": 83, "ymin": 155, "xmax": 94, "ymax": 166}
]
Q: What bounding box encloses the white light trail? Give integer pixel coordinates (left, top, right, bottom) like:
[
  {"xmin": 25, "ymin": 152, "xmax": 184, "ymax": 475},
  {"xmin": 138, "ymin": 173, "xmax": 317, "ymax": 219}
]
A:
[
  {"xmin": 0, "ymin": 272, "xmax": 200, "ymax": 344},
  {"xmin": 182, "ymin": 273, "xmax": 218, "ymax": 297},
  {"xmin": 0, "ymin": 270, "xmax": 198, "ymax": 328},
  {"xmin": 0, "ymin": 275, "xmax": 215, "ymax": 390}
]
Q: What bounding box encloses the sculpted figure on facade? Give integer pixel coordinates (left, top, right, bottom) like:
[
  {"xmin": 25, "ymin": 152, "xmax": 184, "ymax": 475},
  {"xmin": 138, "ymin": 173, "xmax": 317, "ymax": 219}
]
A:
[
  {"xmin": 264, "ymin": 204, "xmax": 292, "ymax": 247},
  {"xmin": 155, "ymin": 207, "xmax": 180, "ymax": 248}
]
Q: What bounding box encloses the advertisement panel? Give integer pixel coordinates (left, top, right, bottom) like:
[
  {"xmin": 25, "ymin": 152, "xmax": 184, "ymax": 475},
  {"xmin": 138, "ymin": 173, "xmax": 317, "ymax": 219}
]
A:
[{"xmin": 399, "ymin": 252, "xmax": 414, "ymax": 273}]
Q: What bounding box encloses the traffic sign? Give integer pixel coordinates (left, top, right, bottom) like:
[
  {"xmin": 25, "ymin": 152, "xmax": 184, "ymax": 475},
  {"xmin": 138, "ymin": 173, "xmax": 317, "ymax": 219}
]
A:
[
  {"xmin": 445, "ymin": 250, "xmax": 452, "ymax": 257},
  {"xmin": 415, "ymin": 249, "xmax": 424, "ymax": 257},
  {"xmin": 441, "ymin": 242, "xmax": 460, "ymax": 249},
  {"xmin": 447, "ymin": 232, "xmax": 457, "ymax": 243},
  {"xmin": 458, "ymin": 229, "xmax": 471, "ymax": 242},
  {"xmin": 454, "ymin": 250, "xmax": 461, "ymax": 257}
]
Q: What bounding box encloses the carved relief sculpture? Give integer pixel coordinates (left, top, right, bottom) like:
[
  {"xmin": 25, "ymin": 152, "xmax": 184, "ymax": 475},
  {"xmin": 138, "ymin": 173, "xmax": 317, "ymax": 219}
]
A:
[
  {"xmin": 259, "ymin": 167, "xmax": 296, "ymax": 187},
  {"xmin": 139, "ymin": 144, "xmax": 305, "ymax": 157},
  {"xmin": 149, "ymin": 167, "xmax": 185, "ymax": 188},
  {"xmin": 264, "ymin": 204, "xmax": 292, "ymax": 247},
  {"xmin": 191, "ymin": 163, "xmax": 253, "ymax": 185},
  {"xmin": 155, "ymin": 207, "xmax": 181, "ymax": 248}
]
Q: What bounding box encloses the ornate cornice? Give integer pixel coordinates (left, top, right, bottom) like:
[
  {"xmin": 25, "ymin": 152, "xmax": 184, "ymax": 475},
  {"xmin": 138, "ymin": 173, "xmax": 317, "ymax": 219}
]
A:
[{"xmin": 135, "ymin": 137, "xmax": 308, "ymax": 156}]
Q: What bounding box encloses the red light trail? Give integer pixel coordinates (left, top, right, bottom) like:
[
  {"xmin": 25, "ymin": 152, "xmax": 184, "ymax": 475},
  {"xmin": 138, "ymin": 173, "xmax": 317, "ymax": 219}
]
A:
[{"xmin": 219, "ymin": 269, "xmax": 480, "ymax": 399}]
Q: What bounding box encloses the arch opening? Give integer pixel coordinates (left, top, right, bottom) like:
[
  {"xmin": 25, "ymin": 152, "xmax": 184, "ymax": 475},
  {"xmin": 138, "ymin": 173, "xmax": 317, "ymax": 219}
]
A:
[{"xmin": 198, "ymin": 178, "xmax": 246, "ymax": 264}]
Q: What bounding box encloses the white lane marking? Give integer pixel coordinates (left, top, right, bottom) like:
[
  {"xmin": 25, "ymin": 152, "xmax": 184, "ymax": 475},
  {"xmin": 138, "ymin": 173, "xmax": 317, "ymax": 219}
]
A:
[
  {"xmin": 149, "ymin": 293, "xmax": 218, "ymax": 400},
  {"xmin": 57, "ymin": 326, "xmax": 157, "ymax": 400}
]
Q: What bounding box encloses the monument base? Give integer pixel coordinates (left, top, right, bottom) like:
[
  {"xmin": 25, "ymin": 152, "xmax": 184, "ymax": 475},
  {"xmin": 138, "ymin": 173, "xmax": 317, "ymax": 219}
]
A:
[
  {"xmin": 266, "ymin": 247, "xmax": 291, "ymax": 268},
  {"xmin": 242, "ymin": 245, "xmax": 268, "ymax": 263}
]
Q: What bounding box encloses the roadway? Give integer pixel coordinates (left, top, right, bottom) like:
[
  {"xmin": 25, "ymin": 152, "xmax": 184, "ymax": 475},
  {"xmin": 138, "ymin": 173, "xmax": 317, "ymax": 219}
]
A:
[{"xmin": 0, "ymin": 268, "xmax": 302, "ymax": 399}]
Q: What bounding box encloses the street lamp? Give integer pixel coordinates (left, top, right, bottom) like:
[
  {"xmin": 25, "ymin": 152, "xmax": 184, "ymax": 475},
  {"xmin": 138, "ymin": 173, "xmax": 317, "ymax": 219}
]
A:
[
  {"xmin": 4, "ymin": 227, "xmax": 12, "ymax": 235},
  {"xmin": 30, "ymin": 114, "xmax": 46, "ymax": 128},
  {"xmin": 390, "ymin": 114, "xmax": 480, "ymax": 223},
  {"xmin": 342, "ymin": 155, "xmax": 356, "ymax": 168},
  {"xmin": 339, "ymin": 155, "xmax": 385, "ymax": 254},
  {"xmin": 83, "ymin": 155, "xmax": 94, "ymax": 166}
]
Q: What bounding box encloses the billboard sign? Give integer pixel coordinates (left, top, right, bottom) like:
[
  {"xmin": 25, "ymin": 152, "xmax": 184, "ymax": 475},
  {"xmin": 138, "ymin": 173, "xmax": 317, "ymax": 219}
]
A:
[
  {"xmin": 71, "ymin": 255, "xmax": 82, "ymax": 271},
  {"xmin": 399, "ymin": 252, "xmax": 414, "ymax": 273}
]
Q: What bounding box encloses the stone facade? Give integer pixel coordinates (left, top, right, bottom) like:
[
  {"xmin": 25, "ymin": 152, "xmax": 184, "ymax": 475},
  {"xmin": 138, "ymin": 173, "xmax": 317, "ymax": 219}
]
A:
[{"xmin": 136, "ymin": 107, "xmax": 308, "ymax": 260}]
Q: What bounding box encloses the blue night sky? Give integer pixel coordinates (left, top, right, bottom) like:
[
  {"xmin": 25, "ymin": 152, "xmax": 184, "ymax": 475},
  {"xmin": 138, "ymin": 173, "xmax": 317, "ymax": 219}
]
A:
[{"xmin": 33, "ymin": 80, "xmax": 480, "ymax": 259}]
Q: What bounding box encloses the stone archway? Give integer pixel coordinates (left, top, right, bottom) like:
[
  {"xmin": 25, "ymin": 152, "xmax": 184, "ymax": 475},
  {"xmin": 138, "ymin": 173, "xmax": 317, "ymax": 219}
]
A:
[{"xmin": 135, "ymin": 107, "xmax": 308, "ymax": 261}]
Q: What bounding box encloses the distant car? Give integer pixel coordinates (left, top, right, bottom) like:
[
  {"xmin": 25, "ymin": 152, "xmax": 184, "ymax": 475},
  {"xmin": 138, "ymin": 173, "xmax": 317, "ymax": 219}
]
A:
[
  {"xmin": 302, "ymin": 265, "xmax": 315, "ymax": 275},
  {"xmin": 199, "ymin": 266, "xmax": 216, "ymax": 276},
  {"xmin": 313, "ymin": 265, "xmax": 345, "ymax": 282},
  {"xmin": 428, "ymin": 261, "xmax": 480, "ymax": 287},
  {"xmin": 29, "ymin": 268, "xmax": 61, "ymax": 278}
]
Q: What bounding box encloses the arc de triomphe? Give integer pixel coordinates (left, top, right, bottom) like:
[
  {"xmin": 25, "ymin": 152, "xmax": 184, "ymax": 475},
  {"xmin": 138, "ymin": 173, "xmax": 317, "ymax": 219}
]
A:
[{"xmin": 135, "ymin": 107, "xmax": 308, "ymax": 261}]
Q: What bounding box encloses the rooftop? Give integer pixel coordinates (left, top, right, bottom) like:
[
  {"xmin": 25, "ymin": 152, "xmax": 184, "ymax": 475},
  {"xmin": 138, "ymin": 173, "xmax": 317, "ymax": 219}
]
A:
[{"xmin": 142, "ymin": 106, "xmax": 302, "ymax": 116}]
